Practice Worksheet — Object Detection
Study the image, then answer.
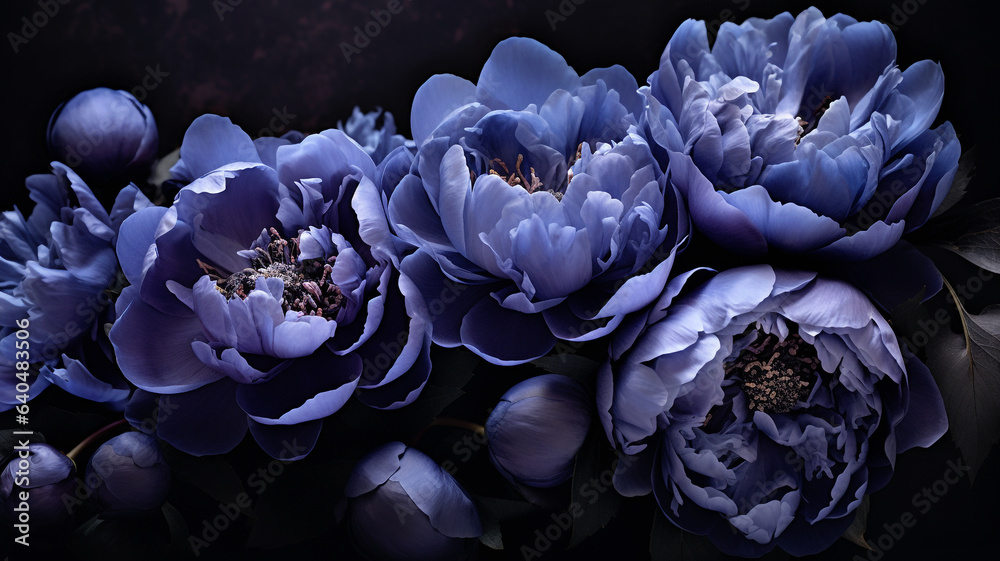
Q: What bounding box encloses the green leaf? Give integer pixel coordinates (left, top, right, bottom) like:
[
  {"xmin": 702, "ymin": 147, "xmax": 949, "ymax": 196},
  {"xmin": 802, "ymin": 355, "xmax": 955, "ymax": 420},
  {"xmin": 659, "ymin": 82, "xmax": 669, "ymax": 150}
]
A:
[
  {"xmin": 568, "ymin": 426, "xmax": 620, "ymax": 547},
  {"xmin": 840, "ymin": 495, "xmax": 872, "ymax": 550},
  {"xmin": 934, "ymin": 198, "xmax": 1000, "ymax": 273},
  {"xmin": 926, "ymin": 294, "xmax": 1000, "ymax": 483}
]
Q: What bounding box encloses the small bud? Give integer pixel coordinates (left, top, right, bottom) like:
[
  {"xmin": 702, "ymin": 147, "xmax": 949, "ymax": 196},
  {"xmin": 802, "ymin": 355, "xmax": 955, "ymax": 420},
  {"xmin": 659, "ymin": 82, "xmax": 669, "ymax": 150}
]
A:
[
  {"xmin": 85, "ymin": 432, "xmax": 170, "ymax": 518},
  {"xmin": 47, "ymin": 87, "xmax": 158, "ymax": 182},
  {"xmin": 486, "ymin": 374, "xmax": 592, "ymax": 487}
]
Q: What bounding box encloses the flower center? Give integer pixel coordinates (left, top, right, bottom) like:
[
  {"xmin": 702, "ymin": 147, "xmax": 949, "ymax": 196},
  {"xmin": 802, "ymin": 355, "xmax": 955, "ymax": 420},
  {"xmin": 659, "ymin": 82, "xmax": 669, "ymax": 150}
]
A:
[
  {"xmin": 488, "ymin": 154, "xmax": 548, "ymax": 194},
  {"xmin": 796, "ymin": 95, "xmax": 834, "ymax": 144},
  {"xmin": 210, "ymin": 228, "xmax": 343, "ymax": 319},
  {"xmin": 477, "ymin": 142, "xmax": 589, "ymax": 202},
  {"xmin": 725, "ymin": 330, "xmax": 817, "ymax": 414}
]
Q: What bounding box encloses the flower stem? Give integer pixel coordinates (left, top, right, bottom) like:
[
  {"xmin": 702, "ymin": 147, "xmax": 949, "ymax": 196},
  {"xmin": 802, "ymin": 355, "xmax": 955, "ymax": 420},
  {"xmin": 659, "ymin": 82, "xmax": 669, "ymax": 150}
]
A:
[{"xmin": 66, "ymin": 419, "xmax": 128, "ymax": 462}]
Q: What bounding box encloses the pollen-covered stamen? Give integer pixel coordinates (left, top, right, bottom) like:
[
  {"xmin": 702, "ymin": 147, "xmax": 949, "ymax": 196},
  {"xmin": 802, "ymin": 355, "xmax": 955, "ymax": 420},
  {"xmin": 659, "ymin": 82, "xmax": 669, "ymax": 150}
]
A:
[
  {"xmin": 216, "ymin": 229, "xmax": 343, "ymax": 319},
  {"xmin": 725, "ymin": 330, "xmax": 818, "ymax": 414},
  {"xmin": 489, "ymin": 154, "xmax": 545, "ymax": 194}
]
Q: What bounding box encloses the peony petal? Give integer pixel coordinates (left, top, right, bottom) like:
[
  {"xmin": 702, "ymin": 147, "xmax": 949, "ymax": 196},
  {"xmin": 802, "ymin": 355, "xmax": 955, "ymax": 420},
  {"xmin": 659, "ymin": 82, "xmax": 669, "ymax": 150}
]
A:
[
  {"xmin": 174, "ymin": 115, "xmax": 261, "ymax": 179},
  {"xmin": 111, "ymin": 296, "xmax": 225, "ymax": 394}
]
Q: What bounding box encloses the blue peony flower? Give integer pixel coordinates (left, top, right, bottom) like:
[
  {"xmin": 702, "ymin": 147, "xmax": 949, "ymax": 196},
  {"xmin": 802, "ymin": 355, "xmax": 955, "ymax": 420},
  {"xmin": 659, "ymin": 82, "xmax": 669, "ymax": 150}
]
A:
[
  {"xmin": 343, "ymin": 441, "xmax": 481, "ymax": 561},
  {"xmin": 485, "ymin": 374, "xmax": 591, "ymax": 487},
  {"xmin": 598, "ymin": 265, "xmax": 948, "ymax": 556},
  {"xmin": 645, "ymin": 9, "xmax": 959, "ymax": 268},
  {"xmin": 47, "ymin": 88, "xmax": 159, "ymax": 183},
  {"xmin": 1, "ymin": 163, "xmax": 148, "ymax": 411},
  {"xmin": 370, "ymin": 37, "xmax": 688, "ymax": 365},
  {"xmin": 112, "ymin": 115, "xmax": 432, "ymax": 459},
  {"xmin": 338, "ymin": 106, "xmax": 414, "ymax": 165},
  {"xmin": 1, "ymin": 443, "xmax": 78, "ymax": 535},
  {"xmin": 85, "ymin": 432, "xmax": 171, "ymax": 518}
]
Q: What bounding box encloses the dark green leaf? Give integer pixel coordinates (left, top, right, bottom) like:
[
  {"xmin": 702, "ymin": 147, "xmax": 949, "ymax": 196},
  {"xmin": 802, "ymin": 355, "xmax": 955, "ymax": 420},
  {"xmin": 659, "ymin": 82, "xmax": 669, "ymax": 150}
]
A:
[
  {"xmin": 246, "ymin": 460, "xmax": 354, "ymax": 549},
  {"xmin": 333, "ymin": 346, "xmax": 480, "ymax": 442},
  {"xmin": 926, "ymin": 298, "xmax": 1000, "ymax": 483},
  {"xmin": 649, "ymin": 508, "xmax": 723, "ymax": 561},
  {"xmin": 568, "ymin": 426, "xmax": 620, "ymax": 547},
  {"xmin": 930, "ymin": 146, "xmax": 976, "ymax": 219},
  {"xmin": 840, "ymin": 495, "xmax": 872, "ymax": 550},
  {"xmin": 70, "ymin": 513, "xmax": 174, "ymax": 561},
  {"xmin": 531, "ymin": 354, "xmax": 601, "ymax": 383},
  {"xmin": 479, "ymin": 518, "xmax": 504, "ymax": 550},
  {"xmin": 888, "ymin": 288, "xmax": 927, "ymax": 347},
  {"xmin": 475, "ymin": 495, "xmax": 540, "ymax": 521},
  {"xmin": 428, "ymin": 344, "xmax": 482, "ymax": 389},
  {"xmin": 161, "ymin": 502, "xmax": 195, "ymax": 559},
  {"xmin": 162, "ymin": 448, "xmax": 250, "ymax": 517},
  {"xmin": 934, "ymin": 198, "xmax": 1000, "ymax": 273}
]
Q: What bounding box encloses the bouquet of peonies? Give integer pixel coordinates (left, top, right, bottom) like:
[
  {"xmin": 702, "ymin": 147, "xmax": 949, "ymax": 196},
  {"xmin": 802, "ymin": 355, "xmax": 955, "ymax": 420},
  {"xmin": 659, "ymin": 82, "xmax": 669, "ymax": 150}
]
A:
[{"xmin": 1, "ymin": 6, "xmax": 996, "ymax": 560}]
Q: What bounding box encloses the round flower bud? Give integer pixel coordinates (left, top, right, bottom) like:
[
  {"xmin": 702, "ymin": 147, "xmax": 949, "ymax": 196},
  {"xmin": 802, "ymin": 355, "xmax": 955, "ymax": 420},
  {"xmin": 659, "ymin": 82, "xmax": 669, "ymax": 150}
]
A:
[
  {"xmin": 85, "ymin": 432, "xmax": 170, "ymax": 517},
  {"xmin": 344, "ymin": 442, "xmax": 482, "ymax": 561},
  {"xmin": 1, "ymin": 443, "xmax": 77, "ymax": 534},
  {"xmin": 47, "ymin": 87, "xmax": 158, "ymax": 182},
  {"xmin": 486, "ymin": 374, "xmax": 592, "ymax": 487}
]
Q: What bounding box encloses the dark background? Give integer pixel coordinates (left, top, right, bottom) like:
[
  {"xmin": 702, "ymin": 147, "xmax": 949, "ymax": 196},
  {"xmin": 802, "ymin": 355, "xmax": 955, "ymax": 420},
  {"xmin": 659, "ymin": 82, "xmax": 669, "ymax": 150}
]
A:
[{"xmin": 1, "ymin": 0, "xmax": 997, "ymax": 559}]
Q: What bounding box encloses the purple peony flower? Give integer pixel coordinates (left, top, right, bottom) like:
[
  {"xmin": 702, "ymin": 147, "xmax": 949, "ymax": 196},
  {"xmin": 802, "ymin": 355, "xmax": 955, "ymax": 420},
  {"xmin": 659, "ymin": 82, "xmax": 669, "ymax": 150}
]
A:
[
  {"xmin": 598, "ymin": 265, "xmax": 948, "ymax": 556},
  {"xmin": 369, "ymin": 37, "xmax": 688, "ymax": 365},
  {"xmin": 47, "ymin": 88, "xmax": 159, "ymax": 183},
  {"xmin": 485, "ymin": 374, "xmax": 591, "ymax": 487},
  {"xmin": 112, "ymin": 115, "xmax": 432, "ymax": 459},
  {"xmin": 343, "ymin": 441, "xmax": 481, "ymax": 561},
  {"xmin": 338, "ymin": 106, "xmax": 414, "ymax": 166},
  {"xmin": 85, "ymin": 432, "xmax": 171, "ymax": 517},
  {"xmin": 645, "ymin": 8, "xmax": 959, "ymax": 294},
  {"xmin": 1, "ymin": 163, "xmax": 148, "ymax": 411}
]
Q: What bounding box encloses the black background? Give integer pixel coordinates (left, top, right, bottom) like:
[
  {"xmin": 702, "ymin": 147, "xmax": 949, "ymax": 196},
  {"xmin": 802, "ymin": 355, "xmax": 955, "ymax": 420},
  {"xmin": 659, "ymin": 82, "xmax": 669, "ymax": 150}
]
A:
[{"xmin": 1, "ymin": 0, "xmax": 997, "ymax": 560}]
